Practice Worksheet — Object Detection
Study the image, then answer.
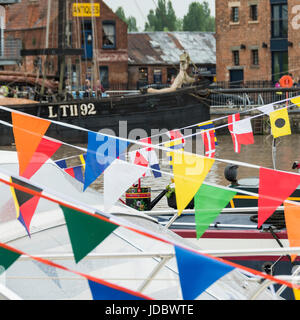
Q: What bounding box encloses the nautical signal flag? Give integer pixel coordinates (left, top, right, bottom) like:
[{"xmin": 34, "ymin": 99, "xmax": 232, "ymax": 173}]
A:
[
  {"xmin": 257, "ymin": 168, "xmax": 300, "ymax": 228},
  {"xmin": 228, "ymin": 113, "xmax": 254, "ymax": 153},
  {"xmin": 198, "ymin": 121, "xmax": 218, "ymax": 158},
  {"xmin": 83, "ymin": 132, "xmax": 129, "ymax": 191},
  {"xmin": 165, "ymin": 130, "xmax": 185, "ymax": 169},
  {"xmin": 11, "ymin": 112, "xmax": 51, "ymax": 177},
  {"xmin": 291, "ymin": 96, "xmax": 300, "ymax": 108},
  {"xmin": 269, "ymin": 107, "xmax": 291, "ymax": 138},
  {"xmin": 10, "ymin": 176, "xmax": 43, "ymax": 236},
  {"xmin": 198, "ymin": 121, "xmax": 218, "ymax": 145}
]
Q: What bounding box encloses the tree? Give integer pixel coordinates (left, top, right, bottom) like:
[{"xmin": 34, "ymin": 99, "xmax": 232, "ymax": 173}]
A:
[
  {"xmin": 115, "ymin": 7, "xmax": 138, "ymax": 32},
  {"xmin": 144, "ymin": 0, "xmax": 179, "ymax": 31},
  {"xmin": 183, "ymin": 1, "xmax": 215, "ymax": 32}
]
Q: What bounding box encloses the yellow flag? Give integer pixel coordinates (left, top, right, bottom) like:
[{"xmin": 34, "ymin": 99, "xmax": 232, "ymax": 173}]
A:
[
  {"xmin": 269, "ymin": 108, "xmax": 291, "ymax": 138},
  {"xmin": 291, "ymin": 96, "xmax": 300, "ymax": 108},
  {"xmin": 293, "ymin": 288, "xmax": 300, "ymax": 300},
  {"xmin": 171, "ymin": 151, "xmax": 215, "ymax": 215}
]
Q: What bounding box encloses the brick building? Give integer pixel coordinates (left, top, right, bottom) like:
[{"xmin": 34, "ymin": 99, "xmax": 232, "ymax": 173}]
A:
[
  {"xmin": 216, "ymin": 0, "xmax": 300, "ymax": 86},
  {"xmin": 127, "ymin": 32, "xmax": 216, "ymax": 90},
  {"xmin": 2, "ymin": 0, "xmax": 128, "ymax": 90}
]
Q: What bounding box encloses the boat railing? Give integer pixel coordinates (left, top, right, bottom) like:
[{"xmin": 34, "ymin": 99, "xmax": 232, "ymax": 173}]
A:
[{"xmin": 209, "ymin": 86, "xmax": 300, "ymax": 109}]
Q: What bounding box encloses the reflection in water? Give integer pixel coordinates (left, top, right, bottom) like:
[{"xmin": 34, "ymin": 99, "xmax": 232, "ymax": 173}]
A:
[{"xmin": 3, "ymin": 134, "xmax": 299, "ymax": 210}]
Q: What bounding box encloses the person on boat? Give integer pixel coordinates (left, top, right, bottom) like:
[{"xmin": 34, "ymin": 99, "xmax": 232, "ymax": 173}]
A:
[
  {"xmin": 83, "ymin": 79, "xmax": 92, "ymax": 97},
  {"xmin": 146, "ymin": 51, "xmax": 200, "ymax": 94},
  {"xmin": 94, "ymin": 79, "xmax": 105, "ymax": 98}
]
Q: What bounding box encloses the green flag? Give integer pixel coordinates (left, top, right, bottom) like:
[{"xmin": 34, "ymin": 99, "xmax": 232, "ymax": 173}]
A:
[
  {"xmin": 194, "ymin": 184, "xmax": 236, "ymax": 238},
  {"xmin": 60, "ymin": 205, "xmax": 118, "ymax": 263},
  {"xmin": 0, "ymin": 246, "xmax": 21, "ymax": 275}
]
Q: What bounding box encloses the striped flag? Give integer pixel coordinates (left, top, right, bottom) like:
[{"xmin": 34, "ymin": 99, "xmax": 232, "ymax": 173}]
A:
[
  {"xmin": 198, "ymin": 121, "xmax": 218, "ymax": 145},
  {"xmin": 228, "ymin": 114, "xmax": 254, "ymax": 153},
  {"xmin": 164, "ymin": 130, "xmax": 185, "ymax": 169}
]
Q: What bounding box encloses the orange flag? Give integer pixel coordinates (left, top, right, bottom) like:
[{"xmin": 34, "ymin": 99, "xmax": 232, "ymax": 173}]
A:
[
  {"xmin": 284, "ymin": 201, "xmax": 300, "ymax": 262},
  {"xmin": 12, "ymin": 113, "xmax": 51, "ymax": 176}
]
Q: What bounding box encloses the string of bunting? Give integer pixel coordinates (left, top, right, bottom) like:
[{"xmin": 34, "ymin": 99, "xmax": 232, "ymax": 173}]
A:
[
  {"xmin": 0, "ymin": 169, "xmax": 300, "ymax": 300},
  {"xmin": 0, "ymin": 97, "xmax": 299, "ymax": 299},
  {"xmin": 0, "ymin": 100, "xmax": 299, "ymax": 235}
]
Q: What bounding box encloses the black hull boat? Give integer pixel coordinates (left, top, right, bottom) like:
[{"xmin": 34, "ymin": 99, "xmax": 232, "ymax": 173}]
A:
[{"xmin": 0, "ymin": 81, "xmax": 210, "ymax": 146}]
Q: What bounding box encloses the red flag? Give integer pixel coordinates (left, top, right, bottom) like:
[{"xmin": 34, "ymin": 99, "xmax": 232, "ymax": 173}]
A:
[
  {"xmin": 22, "ymin": 137, "xmax": 62, "ymax": 179},
  {"xmin": 228, "ymin": 114, "xmax": 254, "ymax": 153},
  {"xmin": 201, "ymin": 130, "xmax": 216, "ymax": 158},
  {"xmin": 258, "ymin": 168, "xmax": 300, "ymax": 228}
]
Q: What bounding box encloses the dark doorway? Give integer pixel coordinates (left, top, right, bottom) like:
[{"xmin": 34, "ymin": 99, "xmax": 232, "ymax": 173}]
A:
[{"xmin": 229, "ymin": 69, "xmax": 244, "ymax": 88}]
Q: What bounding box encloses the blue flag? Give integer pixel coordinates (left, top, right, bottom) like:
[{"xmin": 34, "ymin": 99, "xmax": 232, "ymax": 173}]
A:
[
  {"xmin": 175, "ymin": 245, "xmax": 234, "ymax": 300},
  {"xmin": 83, "ymin": 131, "xmax": 129, "ymax": 190},
  {"xmin": 88, "ymin": 280, "xmax": 146, "ymax": 300}
]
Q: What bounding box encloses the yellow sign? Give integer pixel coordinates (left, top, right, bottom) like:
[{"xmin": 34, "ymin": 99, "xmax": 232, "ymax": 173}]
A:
[{"xmin": 73, "ymin": 3, "xmax": 100, "ymax": 17}]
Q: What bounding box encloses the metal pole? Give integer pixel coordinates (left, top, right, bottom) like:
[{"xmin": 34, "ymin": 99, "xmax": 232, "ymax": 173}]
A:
[{"xmin": 138, "ymin": 256, "xmax": 173, "ymax": 293}]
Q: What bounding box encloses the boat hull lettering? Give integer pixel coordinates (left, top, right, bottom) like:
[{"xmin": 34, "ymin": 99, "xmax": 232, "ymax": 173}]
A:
[{"xmin": 48, "ymin": 103, "xmax": 96, "ymax": 118}]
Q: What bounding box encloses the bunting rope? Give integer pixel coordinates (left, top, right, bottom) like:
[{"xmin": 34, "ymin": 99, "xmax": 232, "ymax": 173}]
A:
[
  {"xmin": 0, "ymin": 241, "xmax": 152, "ymax": 300},
  {"xmin": 47, "ymin": 93, "xmax": 300, "ymax": 163},
  {"xmin": 0, "ymin": 167, "xmax": 299, "ymax": 293},
  {"xmin": 0, "ymin": 100, "xmax": 299, "ymax": 175}
]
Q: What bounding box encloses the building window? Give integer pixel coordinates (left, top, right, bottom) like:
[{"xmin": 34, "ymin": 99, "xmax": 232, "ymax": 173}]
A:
[
  {"xmin": 272, "ymin": 51, "xmax": 288, "ymax": 82},
  {"xmin": 153, "ymin": 69, "xmax": 162, "ymax": 84},
  {"xmin": 233, "ymin": 50, "xmax": 240, "ymax": 66},
  {"xmin": 251, "ymin": 49, "xmax": 259, "ymax": 65},
  {"xmin": 231, "ymin": 7, "xmax": 239, "ymax": 23},
  {"xmin": 250, "ymin": 5, "xmax": 258, "ymax": 21},
  {"xmin": 139, "ymin": 67, "xmax": 148, "ymax": 82},
  {"xmin": 102, "ymin": 21, "xmax": 116, "ymax": 49},
  {"xmin": 271, "ymin": 4, "xmax": 288, "ymax": 38},
  {"xmin": 99, "ymin": 66, "xmax": 109, "ymax": 89}
]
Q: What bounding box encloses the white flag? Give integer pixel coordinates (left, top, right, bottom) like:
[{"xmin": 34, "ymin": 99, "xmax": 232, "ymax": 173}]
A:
[
  {"xmin": 104, "ymin": 159, "xmax": 147, "ymax": 211},
  {"xmin": 257, "ymin": 104, "xmax": 274, "ymax": 115}
]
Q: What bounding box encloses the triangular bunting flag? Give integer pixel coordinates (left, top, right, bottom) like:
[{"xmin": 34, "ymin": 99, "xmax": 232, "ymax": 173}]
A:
[
  {"xmin": 64, "ymin": 166, "xmax": 85, "ymax": 183},
  {"xmin": 0, "ymin": 245, "xmax": 21, "ymax": 275},
  {"xmin": 22, "ymin": 137, "xmax": 62, "ymax": 179},
  {"xmin": 269, "ymin": 108, "xmax": 291, "ymax": 138},
  {"xmin": 12, "ymin": 112, "xmax": 51, "ymax": 176},
  {"xmin": 10, "ymin": 177, "xmax": 43, "ymax": 236},
  {"xmin": 258, "ymin": 168, "xmax": 300, "ymax": 228},
  {"xmin": 60, "ymin": 205, "xmax": 118, "ymax": 263},
  {"xmin": 195, "ymin": 184, "xmax": 236, "ymax": 238},
  {"xmin": 174, "ymin": 245, "xmax": 234, "ymax": 300},
  {"xmin": 88, "ymin": 279, "xmax": 148, "ymax": 300},
  {"xmin": 171, "ymin": 151, "xmax": 214, "ymax": 215},
  {"xmin": 294, "ymin": 288, "xmax": 300, "ymax": 300},
  {"xmin": 284, "ymin": 202, "xmax": 300, "ymax": 262},
  {"xmin": 104, "ymin": 159, "xmax": 147, "ymax": 211},
  {"xmin": 83, "ymin": 132, "xmax": 129, "ymax": 191}
]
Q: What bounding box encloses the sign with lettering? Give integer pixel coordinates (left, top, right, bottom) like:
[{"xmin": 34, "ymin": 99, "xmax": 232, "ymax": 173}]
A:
[
  {"xmin": 48, "ymin": 103, "xmax": 97, "ymax": 119},
  {"xmin": 72, "ymin": 3, "xmax": 100, "ymax": 17}
]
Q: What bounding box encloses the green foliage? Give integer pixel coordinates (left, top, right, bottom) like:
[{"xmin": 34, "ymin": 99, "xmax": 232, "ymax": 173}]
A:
[
  {"xmin": 115, "ymin": 6, "xmax": 138, "ymax": 32},
  {"xmin": 183, "ymin": 1, "xmax": 215, "ymax": 32},
  {"xmin": 144, "ymin": 0, "xmax": 179, "ymax": 31}
]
